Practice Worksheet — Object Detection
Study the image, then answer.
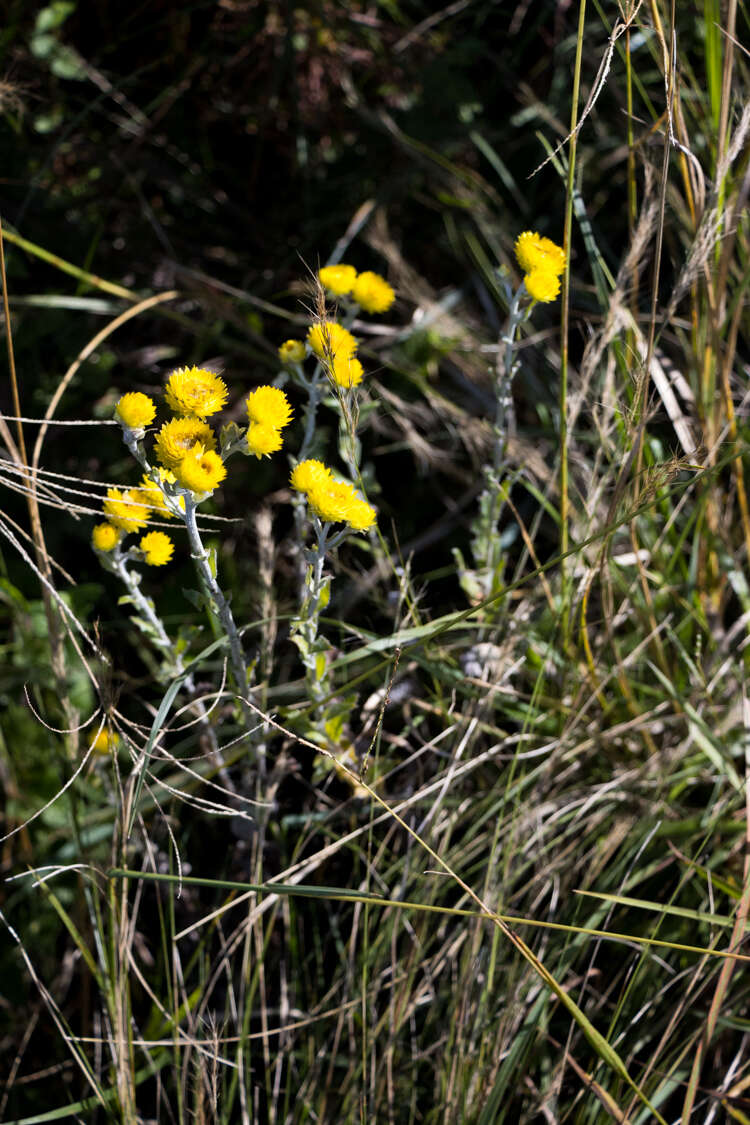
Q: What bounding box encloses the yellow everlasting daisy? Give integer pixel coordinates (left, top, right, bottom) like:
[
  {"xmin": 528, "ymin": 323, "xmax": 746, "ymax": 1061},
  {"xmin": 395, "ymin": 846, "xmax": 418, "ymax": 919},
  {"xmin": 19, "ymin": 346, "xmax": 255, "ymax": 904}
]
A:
[
  {"xmin": 278, "ymin": 339, "xmax": 306, "ymax": 365},
  {"xmin": 351, "ymin": 271, "xmax": 395, "ymax": 314},
  {"xmin": 164, "ymin": 366, "xmax": 229, "ymax": 419},
  {"xmin": 247, "ymin": 423, "xmax": 284, "ymax": 459},
  {"xmin": 138, "ymin": 471, "xmax": 183, "ymax": 518},
  {"xmin": 115, "ymin": 392, "xmax": 156, "ymax": 429},
  {"xmin": 318, "ymin": 263, "xmax": 357, "ymax": 296},
  {"xmin": 246, "ymin": 386, "xmax": 293, "ymax": 429},
  {"xmin": 514, "ymin": 231, "xmax": 566, "ymax": 277},
  {"xmin": 154, "ymin": 418, "xmax": 216, "ymax": 469},
  {"xmin": 92, "ymin": 522, "xmax": 120, "ymax": 551},
  {"xmin": 307, "ymin": 321, "xmax": 358, "ymax": 361},
  {"xmin": 524, "ymin": 268, "xmax": 561, "ymax": 304},
  {"xmin": 103, "ymin": 488, "xmax": 152, "ymax": 532},
  {"xmin": 329, "ymin": 354, "xmax": 364, "ymax": 389},
  {"xmin": 307, "ymin": 476, "xmax": 376, "ymax": 531},
  {"xmin": 139, "ymin": 530, "xmax": 174, "ymax": 566},
  {"xmin": 173, "ymin": 447, "xmax": 227, "ymax": 493},
  {"xmin": 345, "ymin": 498, "xmax": 377, "ymax": 532},
  {"xmin": 89, "ymin": 728, "xmax": 120, "ymax": 756},
  {"xmin": 290, "ymin": 459, "xmax": 332, "ymax": 494}
]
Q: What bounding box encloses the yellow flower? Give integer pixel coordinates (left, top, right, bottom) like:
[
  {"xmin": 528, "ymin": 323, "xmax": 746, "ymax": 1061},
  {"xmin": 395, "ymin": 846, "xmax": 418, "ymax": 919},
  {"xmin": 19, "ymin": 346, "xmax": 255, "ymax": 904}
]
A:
[
  {"xmin": 345, "ymin": 498, "xmax": 377, "ymax": 532},
  {"xmin": 89, "ymin": 728, "xmax": 120, "ymax": 756},
  {"xmin": 92, "ymin": 522, "xmax": 120, "ymax": 551},
  {"xmin": 173, "ymin": 447, "xmax": 227, "ymax": 493},
  {"xmin": 307, "ymin": 475, "xmax": 376, "ymax": 531},
  {"xmin": 154, "ymin": 418, "xmax": 216, "ymax": 469},
  {"xmin": 164, "ymin": 366, "xmax": 228, "ymax": 419},
  {"xmin": 139, "ymin": 530, "xmax": 174, "ymax": 566},
  {"xmin": 307, "ymin": 321, "xmax": 358, "ymax": 361},
  {"xmin": 278, "ymin": 339, "xmax": 306, "ymax": 365},
  {"xmin": 524, "ymin": 268, "xmax": 561, "ymax": 304},
  {"xmin": 246, "ymin": 423, "xmax": 284, "ymax": 459},
  {"xmin": 138, "ymin": 471, "xmax": 183, "ymax": 518},
  {"xmin": 329, "ymin": 354, "xmax": 364, "ymax": 389},
  {"xmin": 103, "ymin": 488, "xmax": 152, "ymax": 531},
  {"xmin": 246, "ymin": 386, "xmax": 293, "ymax": 429},
  {"xmin": 351, "ymin": 271, "xmax": 395, "ymax": 314},
  {"xmin": 290, "ymin": 459, "xmax": 332, "ymax": 494},
  {"xmin": 318, "ymin": 263, "xmax": 357, "ymax": 296},
  {"xmin": 514, "ymin": 231, "xmax": 566, "ymax": 277},
  {"xmin": 115, "ymin": 392, "xmax": 156, "ymax": 430}
]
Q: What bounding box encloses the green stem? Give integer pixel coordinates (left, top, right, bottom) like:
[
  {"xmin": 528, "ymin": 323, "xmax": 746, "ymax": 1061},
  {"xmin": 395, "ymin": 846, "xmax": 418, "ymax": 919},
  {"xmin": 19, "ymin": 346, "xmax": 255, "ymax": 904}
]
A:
[
  {"xmin": 182, "ymin": 497, "xmax": 250, "ymax": 701},
  {"xmin": 560, "ymin": 0, "xmax": 587, "ymax": 649}
]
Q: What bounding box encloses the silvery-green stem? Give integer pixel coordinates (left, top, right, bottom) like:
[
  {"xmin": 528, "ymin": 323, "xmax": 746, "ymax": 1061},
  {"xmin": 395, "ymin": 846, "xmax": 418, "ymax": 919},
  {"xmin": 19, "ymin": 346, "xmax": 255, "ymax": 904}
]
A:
[
  {"xmin": 466, "ymin": 281, "xmax": 531, "ymax": 600},
  {"xmin": 104, "ymin": 547, "xmax": 230, "ymax": 781},
  {"xmin": 182, "ymin": 496, "xmax": 250, "ymax": 703}
]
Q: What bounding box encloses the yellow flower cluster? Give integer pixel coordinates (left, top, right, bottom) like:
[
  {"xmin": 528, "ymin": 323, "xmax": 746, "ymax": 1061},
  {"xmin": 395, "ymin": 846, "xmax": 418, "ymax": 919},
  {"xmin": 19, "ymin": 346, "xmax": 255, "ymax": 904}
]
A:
[
  {"xmin": 291, "ymin": 460, "xmax": 376, "ymax": 532},
  {"xmin": 155, "ymin": 418, "xmax": 216, "ymax": 470},
  {"xmin": 246, "ymin": 386, "xmax": 293, "ymax": 459},
  {"xmin": 89, "ymin": 728, "xmax": 120, "ymax": 756},
  {"xmin": 278, "ymin": 339, "xmax": 306, "ymax": 365},
  {"xmin": 306, "ymin": 322, "xmax": 366, "ymax": 389},
  {"xmin": 115, "ymin": 392, "xmax": 156, "ymax": 430},
  {"xmin": 164, "ymin": 366, "xmax": 228, "ymax": 419},
  {"xmin": 514, "ymin": 231, "xmax": 565, "ymax": 304},
  {"xmin": 318, "ymin": 264, "xmax": 395, "ymax": 314},
  {"xmin": 139, "ymin": 530, "xmax": 174, "ymax": 566},
  {"xmin": 93, "ymin": 484, "xmax": 176, "ymax": 567}
]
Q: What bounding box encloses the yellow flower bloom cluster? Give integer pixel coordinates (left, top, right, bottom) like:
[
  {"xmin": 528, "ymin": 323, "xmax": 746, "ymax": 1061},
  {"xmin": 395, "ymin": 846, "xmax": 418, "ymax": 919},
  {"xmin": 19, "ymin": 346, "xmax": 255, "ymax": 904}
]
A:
[
  {"xmin": 155, "ymin": 418, "xmax": 216, "ymax": 470},
  {"xmin": 89, "ymin": 728, "xmax": 120, "ymax": 756},
  {"xmin": 115, "ymin": 392, "xmax": 156, "ymax": 430},
  {"xmin": 93, "ymin": 485, "xmax": 175, "ymax": 567},
  {"xmin": 514, "ymin": 231, "xmax": 565, "ymax": 304},
  {"xmin": 291, "ymin": 460, "xmax": 376, "ymax": 532},
  {"xmin": 173, "ymin": 446, "xmax": 227, "ymax": 492},
  {"xmin": 318, "ymin": 264, "xmax": 395, "ymax": 314},
  {"xmin": 164, "ymin": 366, "xmax": 228, "ymax": 419},
  {"xmin": 306, "ymin": 322, "xmax": 365, "ymax": 389},
  {"xmin": 246, "ymin": 386, "xmax": 293, "ymax": 459},
  {"xmin": 139, "ymin": 530, "xmax": 174, "ymax": 566},
  {"xmin": 103, "ymin": 487, "xmax": 152, "ymax": 531},
  {"xmin": 278, "ymin": 339, "xmax": 306, "ymax": 365},
  {"xmin": 92, "ymin": 522, "xmax": 121, "ymax": 551}
]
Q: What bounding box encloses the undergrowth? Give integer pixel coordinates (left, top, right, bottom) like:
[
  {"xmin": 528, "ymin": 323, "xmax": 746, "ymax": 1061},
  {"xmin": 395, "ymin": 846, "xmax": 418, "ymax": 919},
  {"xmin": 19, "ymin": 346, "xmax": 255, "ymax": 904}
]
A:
[{"xmin": 1, "ymin": 2, "xmax": 750, "ymax": 1122}]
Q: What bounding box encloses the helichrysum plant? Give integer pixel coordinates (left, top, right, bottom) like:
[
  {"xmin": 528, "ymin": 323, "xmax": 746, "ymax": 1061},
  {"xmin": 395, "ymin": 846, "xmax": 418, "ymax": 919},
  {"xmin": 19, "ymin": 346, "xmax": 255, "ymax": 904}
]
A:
[
  {"xmin": 279, "ymin": 262, "xmax": 391, "ymax": 764},
  {"xmin": 92, "ymin": 365, "xmax": 293, "ymax": 743},
  {"xmin": 454, "ymin": 231, "xmax": 565, "ymax": 605}
]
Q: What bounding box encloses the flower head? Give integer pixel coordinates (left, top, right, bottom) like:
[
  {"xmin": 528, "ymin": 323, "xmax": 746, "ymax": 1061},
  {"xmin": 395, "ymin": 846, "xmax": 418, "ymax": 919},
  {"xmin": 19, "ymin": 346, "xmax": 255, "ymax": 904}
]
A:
[
  {"xmin": 139, "ymin": 471, "xmax": 183, "ymax": 518},
  {"xmin": 103, "ymin": 488, "xmax": 152, "ymax": 532},
  {"xmin": 139, "ymin": 530, "xmax": 174, "ymax": 566},
  {"xmin": 318, "ymin": 263, "xmax": 357, "ymax": 296},
  {"xmin": 351, "ymin": 271, "xmax": 395, "ymax": 314},
  {"xmin": 89, "ymin": 728, "xmax": 120, "ymax": 756},
  {"xmin": 329, "ymin": 354, "xmax": 364, "ymax": 389},
  {"xmin": 278, "ymin": 339, "xmax": 306, "ymax": 365},
  {"xmin": 307, "ymin": 321, "xmax": 358, "ymax": 361},
  {"xmin": 92, "ymin": 522, "xmax": 120, "ymax": 552},
  {"xmin": 303, "ymin": 471, "xmax": 376, "ymax": 532},
  {"xmin": 345, "ymin": 498, "xmax": 377, "ymax": 532},
  {"xmin": 164, "ymin": 366, "xmax": 228, "ymax": 419},
  {"xmin": 290, "ymin": 459, "xmax": 332, "ymax": 494},
  {"xmin": 514, "ymin": 231, "xmax": 566, "ymax": 277},
  {"xmin": 247, "ymin": 422, "xmax": 284, "ymax": 459},
  {"xmin": 246, "ymin": 386, "xmax": 293, "ymax": 429},
  {"xmin": 115, "ymin": 392, "xmax": 156, "ymax": 430},
  {"xmin": 173, "ymin": 447, "xmax": 227, "ymax": 493},
  {"xmin": 524, "ymin": 268, "xmax": 561, "ymax": 304},
  {"xmin": 154, "ymin": 418, "xmax": 216, "ymax": 469}
]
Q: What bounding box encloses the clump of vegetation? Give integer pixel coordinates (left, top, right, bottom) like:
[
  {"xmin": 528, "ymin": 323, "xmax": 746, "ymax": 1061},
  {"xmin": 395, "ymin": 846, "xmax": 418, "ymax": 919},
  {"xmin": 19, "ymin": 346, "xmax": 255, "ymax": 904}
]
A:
[{"xmin": 1, "ymin": 2, "xmax": 749, "ymax": 1122}]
